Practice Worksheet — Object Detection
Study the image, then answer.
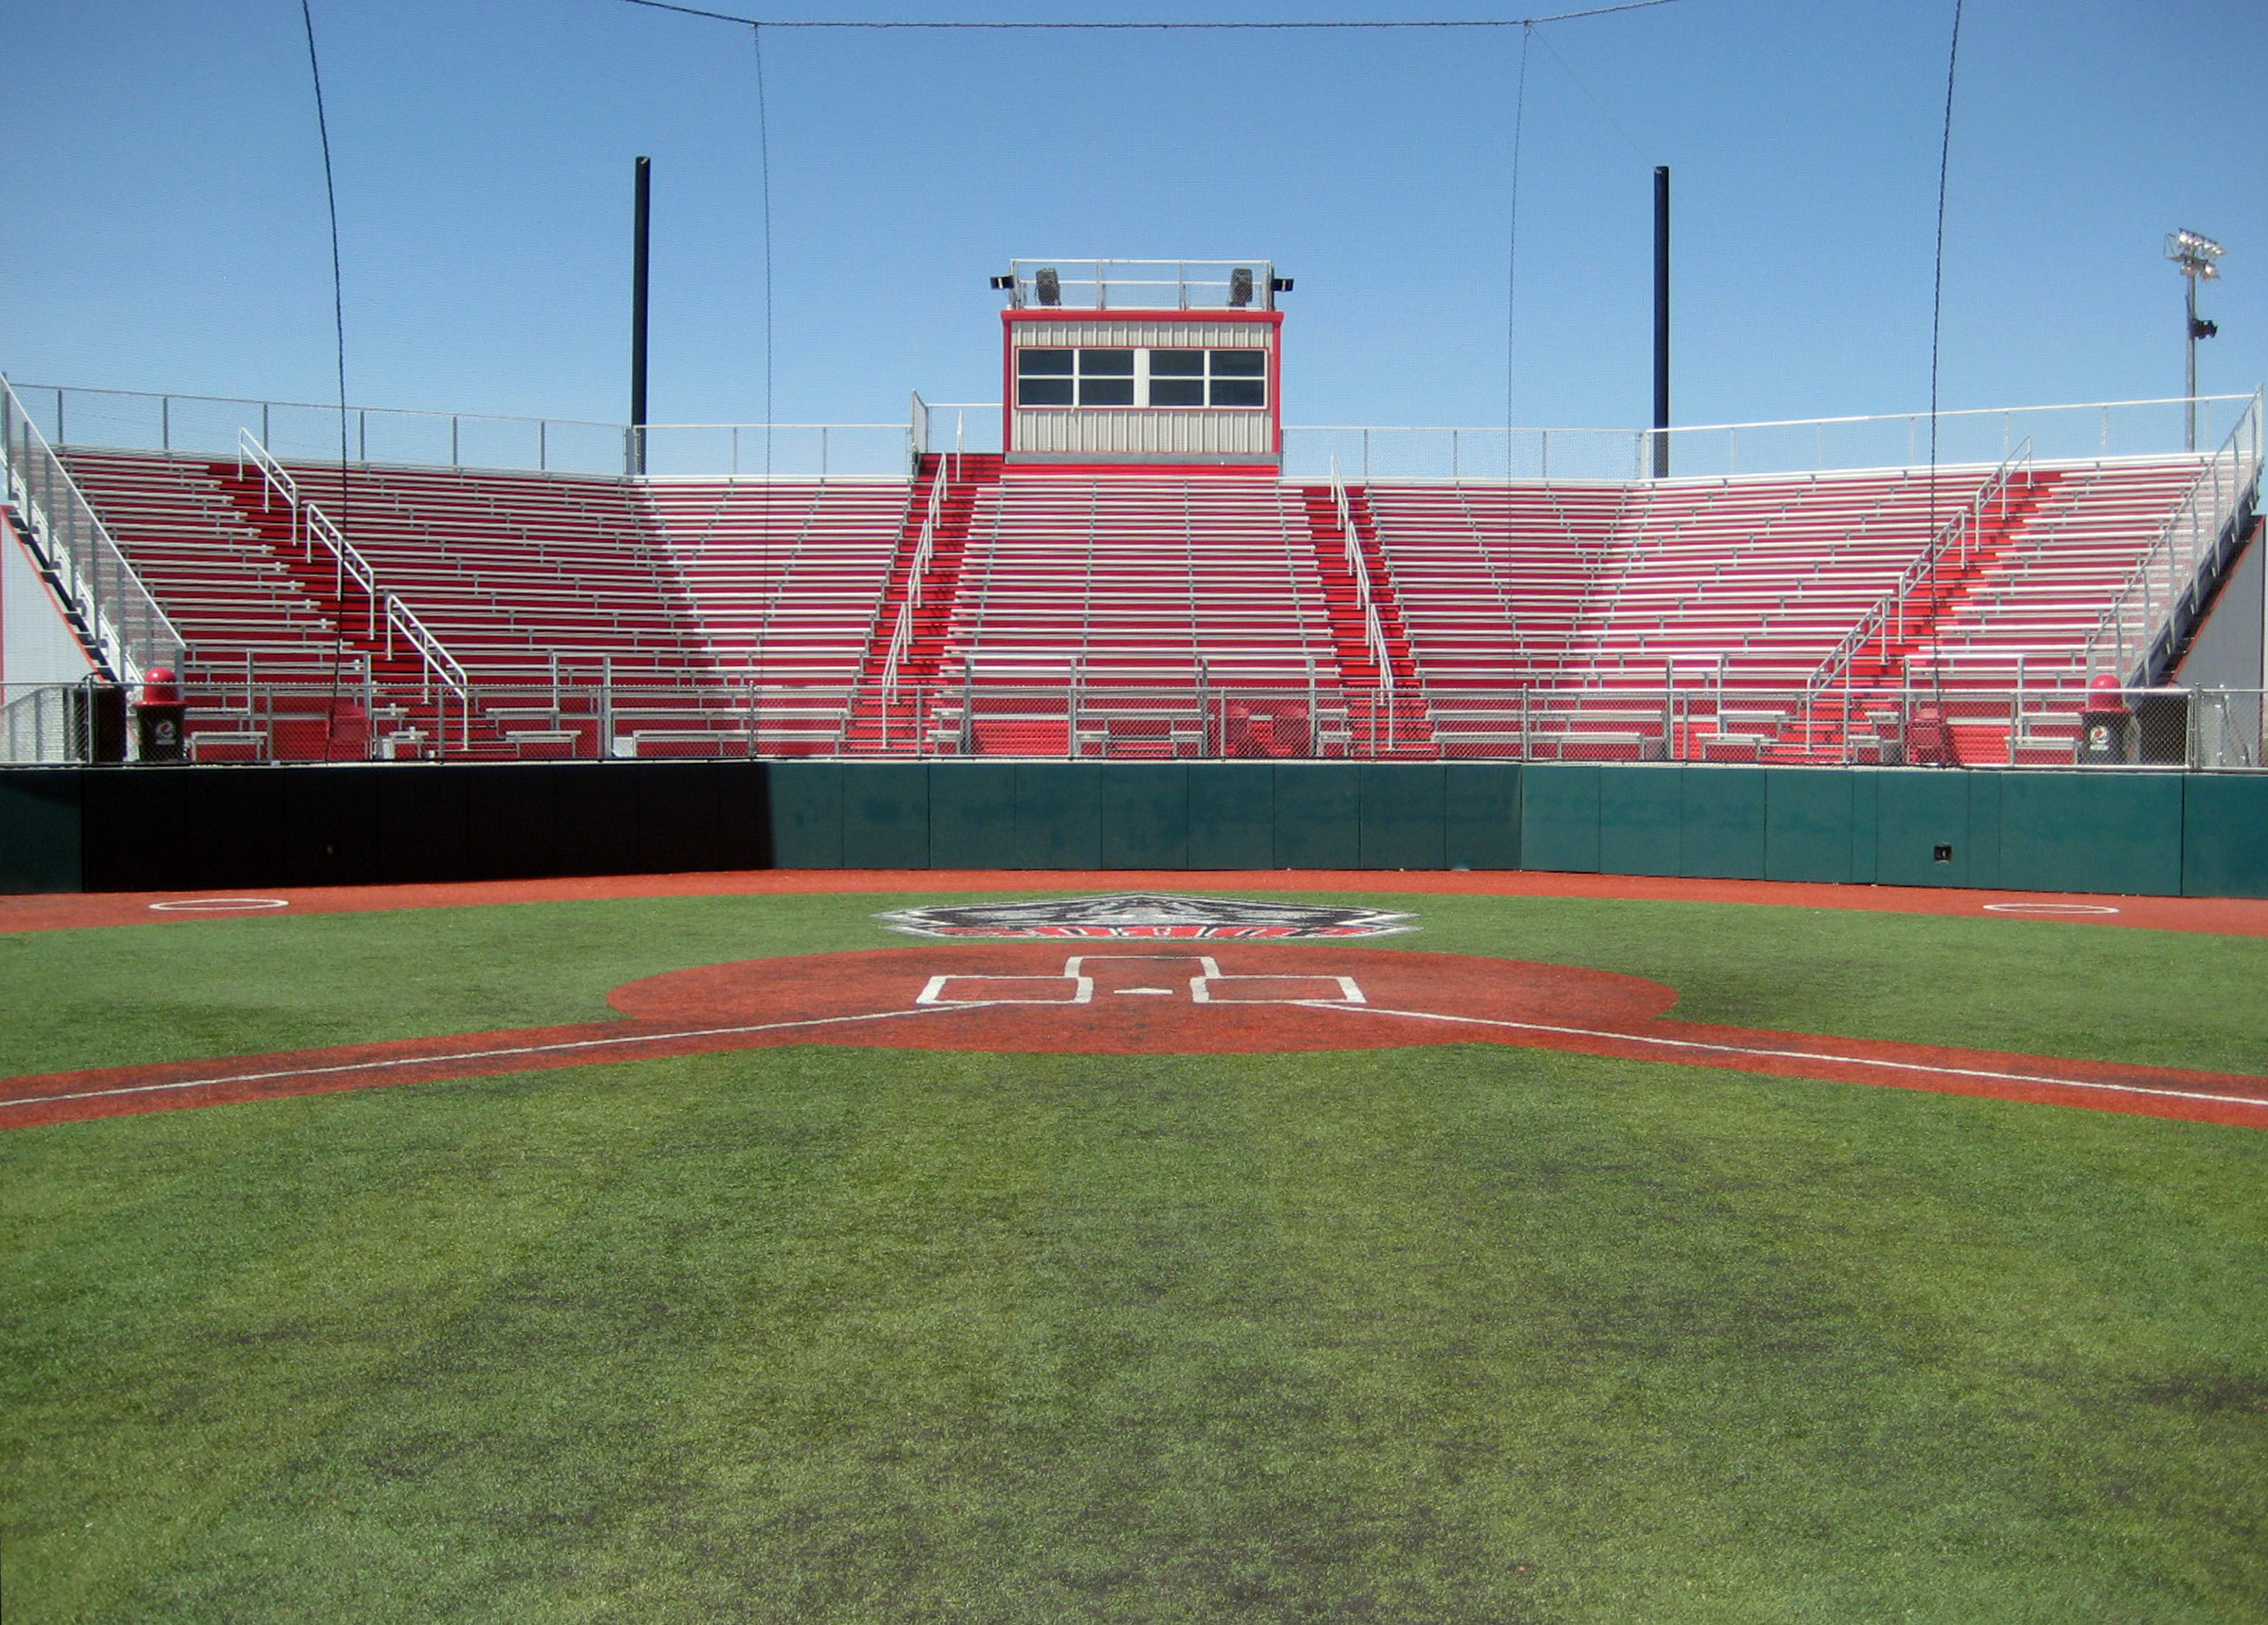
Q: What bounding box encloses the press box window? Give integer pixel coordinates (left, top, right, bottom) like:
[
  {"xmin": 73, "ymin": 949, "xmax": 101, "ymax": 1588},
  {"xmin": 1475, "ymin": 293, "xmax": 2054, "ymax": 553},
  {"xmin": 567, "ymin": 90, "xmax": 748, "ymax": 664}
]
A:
[
  {"xmin": 1018, "ymin": 346, "xmax": 1268, "ymax": 408},
  {"xmin": 1206, "ymin": 349, "xmax": 1266, "ymax": 407},
  {"xmin": 1017, "ymin": 348, "xmax": 1135, "ymax": 406},
  {"xmin": 1016, "ymin": 348, "xmax": 1072, "ymax": 405},
  {"xmin": 1148, "ymin": 349, "xmax": 1266, "ymax": 408},
  {"xmin": 1078, "ymin": 348, "xmax": 1135, "ymax": 406}
]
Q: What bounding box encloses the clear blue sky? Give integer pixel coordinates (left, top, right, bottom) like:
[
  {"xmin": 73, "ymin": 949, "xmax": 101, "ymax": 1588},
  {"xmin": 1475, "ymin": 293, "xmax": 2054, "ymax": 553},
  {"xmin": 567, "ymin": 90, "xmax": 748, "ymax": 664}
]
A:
[{"xmin": 6, "ymin": 0, "xmax": 2262, "ymax": 435}]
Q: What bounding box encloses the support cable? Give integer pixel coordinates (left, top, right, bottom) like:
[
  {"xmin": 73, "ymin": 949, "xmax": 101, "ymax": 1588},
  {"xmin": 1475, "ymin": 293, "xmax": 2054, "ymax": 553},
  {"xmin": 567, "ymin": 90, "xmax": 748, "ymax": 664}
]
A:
[
  {"xmin": 621, "ymin": 0, "xmax": 1680, "ymax": 30},
  {"xmin": 300, "ymin": 0, "xmax": 356, "ymax": 759},
  {"xmin": 752, "ymin": 23, "xmax": 774, "ymax": 477},
  {"xmin": 1924, "ymin": 0, "xmax": 1964, "ymax": 720},
  {"xmin": 1505, "ymin": 23, "xmax": 1532, "ymax": 471}
]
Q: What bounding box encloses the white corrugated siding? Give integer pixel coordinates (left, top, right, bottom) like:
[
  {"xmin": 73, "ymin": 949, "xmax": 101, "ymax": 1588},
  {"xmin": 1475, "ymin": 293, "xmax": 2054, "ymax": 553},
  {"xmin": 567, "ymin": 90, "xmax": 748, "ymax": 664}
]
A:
[
  {"xmin": 1010, "ymin": 322, "xmax": 1267, "ymax": 350},
  {"xmin": 1012, "ymin": 409, "xmax": 1271, "ymax": 456}
]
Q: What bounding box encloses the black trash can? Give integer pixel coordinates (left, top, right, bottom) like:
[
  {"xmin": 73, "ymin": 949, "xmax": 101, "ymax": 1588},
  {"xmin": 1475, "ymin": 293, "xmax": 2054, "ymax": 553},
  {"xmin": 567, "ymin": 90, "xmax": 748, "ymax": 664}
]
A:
[
  {"xmin": 73, "ymin": 683, "xmax": 129, "ymax": 763},
  {"xmin": 2133, "ymin": 688, "xmax": 2191, "ymax": 765}
]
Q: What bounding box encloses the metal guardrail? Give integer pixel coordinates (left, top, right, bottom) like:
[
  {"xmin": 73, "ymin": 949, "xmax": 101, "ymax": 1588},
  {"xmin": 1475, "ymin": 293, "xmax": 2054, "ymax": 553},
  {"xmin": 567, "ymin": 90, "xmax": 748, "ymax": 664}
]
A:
[
  {"xmin": 1797, "ymin": 441, "xmax": 2036, "ymax": 727},
  {"xmin": 1287, "ymin": 396, "xmax": 2252, "ymax": 483},
  {"xmin": 13, "ymin": 380, "xmax": 911, "ymax": 479},
  {"xmin": 21, "ymin": 378, "xmax": 2254, "ymax": 483},
  {"xmin": 8, "ymin": 676, "xmax": 2261, "ymax": 770},
  {"xmin": 1325, "ymin": 459, "xmax": 1395, "ymax": 692},
  {"xmin": 997, "ymin": 259, "xmax": 1284, "ymax": 312},
  {"xmin": 0, "ymin": 376, "xmax": 184, "ymax": 682},
  {"xmin": 235, "ymin": 432, "xmax": 474, "ymax": 723},
  {"xmin": 0, "ymin": 682, "xmax": 87, "ymax": 764},
  {"xmin": 2080, "ymin": 390, "xmax": 2263, "ymax": 685},
  {"xmin": 878, "ymin": 466, "xmax": 950, "ymax": 699}
]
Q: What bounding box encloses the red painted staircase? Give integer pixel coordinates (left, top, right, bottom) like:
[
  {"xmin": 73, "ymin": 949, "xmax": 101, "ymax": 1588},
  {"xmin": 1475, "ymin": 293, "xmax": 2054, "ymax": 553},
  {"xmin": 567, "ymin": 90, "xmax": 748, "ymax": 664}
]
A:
[
  {"xmin": 1770, "ymin": 471, "xmax": 2058, "ymax": 763},
  {"xmin": 1300, "ymin": 482, "xmax": 1434, "ymax": 755},
  {"xmin": 841, "ymin": 454, "xmax": 1002, "ymax": 750},
  {"xmin": 207, "ymin": 462, "xmax": 488, "ymax": 757}
]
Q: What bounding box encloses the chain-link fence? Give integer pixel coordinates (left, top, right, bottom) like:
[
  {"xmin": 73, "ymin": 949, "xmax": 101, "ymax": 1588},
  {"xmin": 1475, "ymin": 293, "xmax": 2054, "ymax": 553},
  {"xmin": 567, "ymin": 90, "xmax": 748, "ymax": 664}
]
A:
[
  {"xmin": 0, "ymin": 683, "xmax": 116, "ymax": 764},
  {"xmin": 6, "ymin": 674, "xmax": 2262, "ymax": 770}
]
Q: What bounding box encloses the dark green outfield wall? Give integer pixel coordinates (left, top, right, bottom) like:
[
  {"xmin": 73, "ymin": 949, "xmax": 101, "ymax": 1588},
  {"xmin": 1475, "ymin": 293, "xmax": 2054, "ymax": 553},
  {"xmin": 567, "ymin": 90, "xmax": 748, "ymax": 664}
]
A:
[{"xmin": 2, "ymin": 760, "xmax": 2264, "ymax": 897}]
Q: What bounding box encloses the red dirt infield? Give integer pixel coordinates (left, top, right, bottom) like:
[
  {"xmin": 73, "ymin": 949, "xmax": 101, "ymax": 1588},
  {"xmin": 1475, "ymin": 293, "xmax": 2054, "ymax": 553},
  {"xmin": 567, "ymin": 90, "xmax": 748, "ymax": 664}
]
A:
[
  {"xmin": 5, "ymin": 943, "xmax": 2264, "ymax": 1133},
  {"xmin": 5, "ymin": 867, "xmax": 2268, "ymax": 937}
]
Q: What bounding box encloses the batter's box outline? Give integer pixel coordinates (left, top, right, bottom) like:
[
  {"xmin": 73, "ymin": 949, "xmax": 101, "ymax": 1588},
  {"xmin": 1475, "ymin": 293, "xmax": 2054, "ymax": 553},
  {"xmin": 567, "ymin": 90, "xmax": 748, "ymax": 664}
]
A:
[{"xmin": 915, "ymin": 954, "xmax": 1366, "ymax": 1008}]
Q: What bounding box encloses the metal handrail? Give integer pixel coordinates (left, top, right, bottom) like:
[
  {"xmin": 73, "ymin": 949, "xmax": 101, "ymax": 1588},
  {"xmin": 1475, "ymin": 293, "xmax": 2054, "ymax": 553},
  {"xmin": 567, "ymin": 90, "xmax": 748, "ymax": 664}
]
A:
[
  {"xmin": 15, "ymin": 673, "xmax": 2260, "ymax": 768},
  {"xmin": 235, "ymin": 431, "xmax": 472, "ymax": 710},
  {"xmin": 0, "ymin": 375, "xmax": 185, "ymax": 681},
  {"xmin": 2078, "ymin": 389, "xmax": 2263, "ymax": 685},
  {"xmin": 878, "ymin": 464, "xmax": 950, "ymax": 697},
  {"xmin": 1794, "ymin": 439, "xmax": 2036, "ymax": 728},
  {"xmin": 1327, "ymin": 457, "xmax": 1394, "ymax": 692}
]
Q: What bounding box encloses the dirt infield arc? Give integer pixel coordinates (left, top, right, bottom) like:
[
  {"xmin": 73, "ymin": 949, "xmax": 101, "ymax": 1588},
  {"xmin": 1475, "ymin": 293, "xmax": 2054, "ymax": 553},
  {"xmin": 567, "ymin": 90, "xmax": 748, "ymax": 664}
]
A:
[
  {"xmin": 9, "ymin": 867, "xmax": 2268, "ymax": 936},
  {"xmin": 5, "ymin": 943, "xmax": 2266, "ymax": 1132}
]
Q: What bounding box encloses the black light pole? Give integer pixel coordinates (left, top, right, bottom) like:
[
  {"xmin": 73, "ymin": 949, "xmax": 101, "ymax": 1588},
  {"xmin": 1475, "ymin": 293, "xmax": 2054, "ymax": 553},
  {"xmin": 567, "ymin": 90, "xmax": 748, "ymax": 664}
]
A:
[
  {"xmin": 2166, "ymin": 228, "xmax": 2224, "ymax": 453},
  {"xmin": 631, "ymin": 155, "xmax": 652, "ymax": 475},
  {"xmin": 1652, "ymin": 165, "xmax": 1671, "ymax": 478}
]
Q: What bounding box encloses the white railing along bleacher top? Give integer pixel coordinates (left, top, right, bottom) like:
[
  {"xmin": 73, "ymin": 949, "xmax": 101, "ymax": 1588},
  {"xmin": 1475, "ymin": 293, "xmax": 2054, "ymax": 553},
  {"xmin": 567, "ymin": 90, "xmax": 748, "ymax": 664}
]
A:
[
  {"xmin": 23, "ymin": 379, "xmax": 2253, "ymax": 483},
  {"xmin": 1287, "ymin": 397, "xmax": 2253, "ymax": 483},
  {"xmin": 236, "ymin": 431, "xmax": 473, "ymax": 714},
  {"xmin": 2079, "ymin": 390, "xmax": 2263, "ymax": 685},
  {"xmin": 0, "ymin": 375, "xmax": 184, "ymax": 682},
  {"xmin": 1796, "ymin": 441, "xmax": 2036, "ymax": 720},
  {"xmin": 16, "ymin": 381, "xmax": 912, "ymax": 479},
  {"xmin": 911, "ymin": 396, "xmax": 997, "ymax": 461}
]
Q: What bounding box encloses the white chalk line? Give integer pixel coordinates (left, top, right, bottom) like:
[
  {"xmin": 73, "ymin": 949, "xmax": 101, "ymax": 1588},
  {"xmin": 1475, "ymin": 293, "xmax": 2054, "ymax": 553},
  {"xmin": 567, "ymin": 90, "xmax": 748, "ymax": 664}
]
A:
[
  {"xmin": 12, "ymin": 987, "xmax": 2264, "ymax": 1121},
  {"xmin": 0, "ymin": 1003, "xmax": 986, "ymax": 1113},
  {"xmin": 1299, "ymin": 1002, "xmax": 2268, "ymax": 1112}
]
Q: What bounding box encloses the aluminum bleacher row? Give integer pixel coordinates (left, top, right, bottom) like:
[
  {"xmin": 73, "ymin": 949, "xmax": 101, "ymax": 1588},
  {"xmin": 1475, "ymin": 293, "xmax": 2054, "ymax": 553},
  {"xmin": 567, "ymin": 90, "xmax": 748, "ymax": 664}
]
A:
[
  {"xmin": 52, "ymin": 445, "xmax": 2213, "ymax": 764},
  {"xmin": 922, "ymin": 470, "xmax": 1344, "ymax": 757}
]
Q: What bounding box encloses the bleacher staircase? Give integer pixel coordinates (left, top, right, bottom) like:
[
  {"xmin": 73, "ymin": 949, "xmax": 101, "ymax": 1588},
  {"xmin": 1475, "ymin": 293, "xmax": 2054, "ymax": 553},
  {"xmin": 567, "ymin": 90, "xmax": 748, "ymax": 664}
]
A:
[
  {"xmin": 841, "ymin": 454, "xmax": 1000, "ymax": 752},
  {"xmin": 1299, "ymin": 481, "xmax": 1432, "ymax": 755},
  {"xmin": 37, "ymin": 428, "xmax": 2254, "ymax": 765}
]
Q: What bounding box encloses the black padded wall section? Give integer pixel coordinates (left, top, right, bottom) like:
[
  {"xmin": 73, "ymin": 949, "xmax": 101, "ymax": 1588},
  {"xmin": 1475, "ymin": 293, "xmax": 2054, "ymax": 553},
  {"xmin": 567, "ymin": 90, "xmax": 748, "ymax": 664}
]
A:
[
  {"xmin": 46, "ymin": 762, "xmax": 770, "ymax": 893},
  {"xmin": 0, "ymin": 769, "xmax": 83, "ymax": 893},
  {"xmin": 2, "ymin": 760, "xmax": 2256, "ymax": 896}
]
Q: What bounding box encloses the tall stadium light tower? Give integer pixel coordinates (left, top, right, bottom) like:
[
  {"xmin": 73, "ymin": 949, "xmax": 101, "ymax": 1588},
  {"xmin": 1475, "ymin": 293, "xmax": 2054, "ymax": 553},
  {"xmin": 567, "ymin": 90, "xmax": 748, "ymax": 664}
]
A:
[{"xmin": 2166, "ymin": 228, "xmax": 2224, "ymax": 451}]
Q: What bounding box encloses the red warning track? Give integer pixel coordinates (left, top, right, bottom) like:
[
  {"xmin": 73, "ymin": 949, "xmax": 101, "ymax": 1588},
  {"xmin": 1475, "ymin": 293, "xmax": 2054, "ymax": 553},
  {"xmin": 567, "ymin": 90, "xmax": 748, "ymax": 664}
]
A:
[
  {"xmin": 5, "ymin": 868, "xmax": 2268, "ymax": 936},
  {"xmin": 5, "ymin": 945, "xmax": 2264, "ymax": 1132}
]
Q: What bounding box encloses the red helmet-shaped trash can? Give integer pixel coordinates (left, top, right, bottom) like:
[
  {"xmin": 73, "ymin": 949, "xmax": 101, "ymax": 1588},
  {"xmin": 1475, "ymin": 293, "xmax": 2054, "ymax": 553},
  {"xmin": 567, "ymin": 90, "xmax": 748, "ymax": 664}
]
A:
[
  {"xmin": 134, "ymin": 667, "xmax": 189, "ymax": 764},
  {"xmin": 2079, "ymin": 672, "xmax": 2133, "ymax": 766}
]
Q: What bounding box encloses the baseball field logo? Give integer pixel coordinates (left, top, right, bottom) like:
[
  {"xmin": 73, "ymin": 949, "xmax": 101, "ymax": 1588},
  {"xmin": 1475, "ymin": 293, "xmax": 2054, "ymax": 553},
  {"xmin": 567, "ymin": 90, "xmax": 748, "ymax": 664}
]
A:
[{"xmin": 875, "ymin": 892, "xmax": 1417, "ymax": 940}]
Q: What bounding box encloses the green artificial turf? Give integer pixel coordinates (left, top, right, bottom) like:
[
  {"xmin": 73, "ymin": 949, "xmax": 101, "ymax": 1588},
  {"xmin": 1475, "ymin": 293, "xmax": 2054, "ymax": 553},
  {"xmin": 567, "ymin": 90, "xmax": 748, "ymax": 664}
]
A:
[
  {"xmin": 4, "ymin": 890, "xmax": 2267, "ymax": 1620},
  {"xmin": 5, "ymin": 1047, "xmax": 2266, "ymax": 1622},
  {"xmin": 2, "ymin": 889, "xmax": 2265, "ymax": 1076}
]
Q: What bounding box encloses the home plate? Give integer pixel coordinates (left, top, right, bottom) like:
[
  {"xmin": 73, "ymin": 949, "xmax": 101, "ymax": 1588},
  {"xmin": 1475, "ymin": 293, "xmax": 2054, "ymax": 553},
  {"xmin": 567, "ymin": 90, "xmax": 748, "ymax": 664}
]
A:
[{"xmin": 10, "ymin": 944, "xmax": 2268, "ymax": 1132}]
